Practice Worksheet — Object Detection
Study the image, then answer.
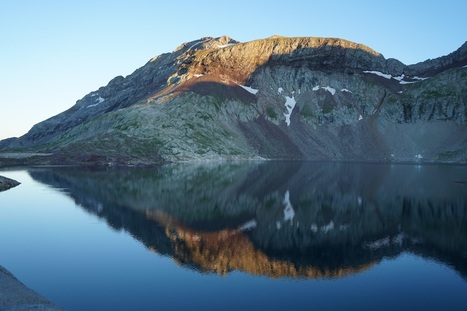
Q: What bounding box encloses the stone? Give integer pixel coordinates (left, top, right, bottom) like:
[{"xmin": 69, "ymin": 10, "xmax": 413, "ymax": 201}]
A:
[
  {"xmin": 0, "ymin": 175, "xmax": 20, "ymax": 192},
  {"xmin": 0, "ymin": 265, "xmax": 64, "ymax": 310}
]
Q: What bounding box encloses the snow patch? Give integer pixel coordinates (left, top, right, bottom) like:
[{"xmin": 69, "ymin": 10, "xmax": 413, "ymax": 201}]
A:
[
  {"xmin": 310, "ymin": 224, "xmax": 318, "ymax": 233},
  {"xmin": 283, "ymin": 190, "xmax": 295, "ymax": 222},
  {"xmin": 240, "ymin": 85, "xmax": 259, "ymax": 95},
  {"xmin": 463, "ymin": 65, "xmax": 467, "ymax": 68},
  {"xmin": 341, "ymin": 88, "xmax": 352, "ymax": 93},
  {"xmin": 392, "ymin": 233, "xmax": 405, "ymax": 246},
  {"xmin": 87, "ymin": 96, "xmax": 104, "ymax": 108},
  {"xmin": 278, "ymin": 87, "xmax": 283, "ymax": 94},
  {"xmin": 364, "ymin": 233, "xmax": 407, "ymax": 249},
  {"xmin": 393, "ymin": 74, "xmax": 405, "ymax": 81},
  {"xmin": 415, "ymin": 154, "xmax": 423, "ymax": 159},
  {"xmin": 310, "ymin": 85, "xmax": 336, "ymax": 95},
  {"xmin": 240, "ymin": 219, "xmax": 257, "ymax": 231},
  {"xmin": 358, "ymin": 115, "xmax": 363, "ymax": 121},
  {"xmin": 194, "ymin": 74, "xmax": 203, "ymax": 78},
  {"xmin": 283, "ymin": 95, "xmax": 297, "ymax": 126},
  {"xmin": 320, "ymin": 221, "xmax": 334, "ymax": 233},
  {"xmin": 218, "ymin": 43, "xmax": 235, "ymax": 48},
  {"xmin": 365, "ymin": 71, "xmax": 428, "ymax": 84},
  {"xmin": 365, "ymin": 237, "xmax": 390, "ymax": 249},
  {"xmin": 189, "ymin": 41, "xmax": 203, "ymax": 50},
  {"xmin": 276, "ymin": 221, "xmax": 282, "ymax": 230},
  {"xmin": 322, "ymin": 86, "xmax": 336, "ymax": 95},
  {"xmin": 363, "ymin": 70, "xmax": 392, "ymax": 79}
]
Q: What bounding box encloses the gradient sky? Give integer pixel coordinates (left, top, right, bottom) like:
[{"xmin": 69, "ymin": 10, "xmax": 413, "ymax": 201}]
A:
[{"xmin": 1, "ymin": 0, "xmax": 466, "ymax": 140}]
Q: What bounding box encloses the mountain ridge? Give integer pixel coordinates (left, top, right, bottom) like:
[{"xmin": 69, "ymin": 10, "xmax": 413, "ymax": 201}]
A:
[{"xmin": 1, "ymin": 35, "xmax": 466, "ymax": 165}]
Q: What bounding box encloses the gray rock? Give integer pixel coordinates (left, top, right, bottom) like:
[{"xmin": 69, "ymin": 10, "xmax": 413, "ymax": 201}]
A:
[
  {"xmin": 1, "ymin": 36, "xmax": 466, "ymax": 163},
  {"xmin": 0, "ymin": 175, "xmax": 20, "ymax": 192},
  {"xmin": 0, "ymin": 265, "xmax": 64, "ymax": 310}
]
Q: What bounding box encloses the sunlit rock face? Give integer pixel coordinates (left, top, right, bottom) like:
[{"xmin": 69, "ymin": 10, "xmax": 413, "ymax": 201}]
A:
[
  {"xmin": 1, "ymin": 37, "xmax": 466, "ymax": 164},
  {"xmin": 29, "ymin": 161, "xmax": 467, "ymax": 279}
]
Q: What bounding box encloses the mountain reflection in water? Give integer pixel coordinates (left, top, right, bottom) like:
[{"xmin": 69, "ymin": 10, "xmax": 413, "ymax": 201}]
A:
[{"xmin": 28, "ymin": 161, "xmax": 467, "ymax": 279}]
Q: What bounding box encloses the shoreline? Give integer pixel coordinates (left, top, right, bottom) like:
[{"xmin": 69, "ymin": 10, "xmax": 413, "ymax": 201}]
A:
[
  {"xmin": 0, "ymin": 175, "xmax": 20, "ymax": 192},
  {"xmin": 1, "ymin": 151, "xmax": 466, "ymax": 168},
  {"xmin": 0, "ymin": 265, "xmax": 64, "ymax": 311},
  {"xmin": 0, "ymin": 175, "xmax": 64, "ymax": 310}
]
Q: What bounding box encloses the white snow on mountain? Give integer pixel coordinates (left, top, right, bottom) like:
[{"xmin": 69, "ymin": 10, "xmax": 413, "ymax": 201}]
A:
[
  {"xmin": 240, "ymin": 85, "xmax": 259, "ymax": 95},
  {"xmin": 311, "ymin": 85, "xmax": 337, "ymax": 95},
  {"xmin": 87, "ymin": 96, "xmax": 105, "ymax": 108},
  {"xmin": 413, "ymin": 76, "xmax": 428, "ymax": 81},
  {"xmin": 218, "ymin": 43, "xmax": 235, "ymax": 48},
  {"xmin": 322, "ymin": 86, "xmax": 336, "ymax": 95},
  {"xmin": 363, "ymin": 70, "xmax": 392, "ymax": 79},
  {"xmin": 283, "ymin": 95, "xmax": 297, "ymax": 126},
  {"xmin": 399, "ymin": 80, "xmax": 417, "ymax": 85}
]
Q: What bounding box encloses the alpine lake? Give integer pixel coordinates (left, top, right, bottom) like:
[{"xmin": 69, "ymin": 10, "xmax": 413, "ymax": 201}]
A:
[{"xmin": 0, "ymin": 161, "xmax": 466, "ymax": 311}]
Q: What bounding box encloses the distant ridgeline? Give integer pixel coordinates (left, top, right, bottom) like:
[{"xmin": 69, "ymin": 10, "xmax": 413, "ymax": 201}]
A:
[{"xmin": 1, "ymin": 36, "xmax": 466, "ymax": 164}]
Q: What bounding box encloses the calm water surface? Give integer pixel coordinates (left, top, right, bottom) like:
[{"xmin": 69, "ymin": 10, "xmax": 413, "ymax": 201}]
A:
[{"xmin": 0, "ymin": 161, "xmax": 466, "ymax": 311}]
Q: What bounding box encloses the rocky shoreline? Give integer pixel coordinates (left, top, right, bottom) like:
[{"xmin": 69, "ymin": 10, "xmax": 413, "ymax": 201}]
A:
[
  {"xmin": 0, "ymin": 175, "xmax": 20, "ymax": 192},
  {"xmin": 1, "ymin": 179, "xmax": 64, "ymax": 310},
  {"xmin": 0, "ymin": 265, "xmax": 64, "ymax": 311}
]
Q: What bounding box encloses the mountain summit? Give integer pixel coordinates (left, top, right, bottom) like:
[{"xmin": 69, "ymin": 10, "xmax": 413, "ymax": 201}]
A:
[{"xmin": 1, "ymin": 36, "xmax": 466, "ymax": 164}]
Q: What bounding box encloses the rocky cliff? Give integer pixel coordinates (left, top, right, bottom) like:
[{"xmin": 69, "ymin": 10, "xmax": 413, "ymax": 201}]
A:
[{"xmin": 1, "ymin": 36, "xmax": 466, "ymax": 163}]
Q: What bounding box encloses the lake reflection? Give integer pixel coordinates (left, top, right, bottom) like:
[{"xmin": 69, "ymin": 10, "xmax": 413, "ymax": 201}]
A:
[{"xmin": 28, "ymin": 161, "xmax": 467, "ymax": 281}]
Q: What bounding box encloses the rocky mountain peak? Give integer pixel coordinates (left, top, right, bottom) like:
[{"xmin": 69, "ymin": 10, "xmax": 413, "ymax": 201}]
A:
[
  {"xmin": 180, "ymin": 36, "xmax": 388, "ymax": 82},
  {"xmin": 1, "ymin": 35, "xmax": 466, "ymax": 164},
  {"xmin": 408, "ymin": 41, "xmax": 467, "ymax": 76}
]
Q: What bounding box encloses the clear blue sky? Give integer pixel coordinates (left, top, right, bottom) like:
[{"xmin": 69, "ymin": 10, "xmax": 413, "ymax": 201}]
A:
[{"xmin": 1, "ymin": 0, "xmax": 465, "ymax": 140}]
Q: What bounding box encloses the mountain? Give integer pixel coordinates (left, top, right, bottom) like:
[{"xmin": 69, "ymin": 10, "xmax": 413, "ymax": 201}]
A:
[{"xmin": 1, "ymin": 36, "xmax": 466, "ymax": 164}]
